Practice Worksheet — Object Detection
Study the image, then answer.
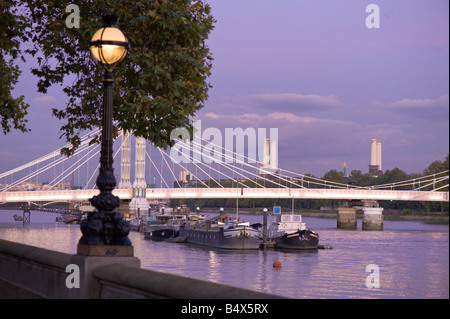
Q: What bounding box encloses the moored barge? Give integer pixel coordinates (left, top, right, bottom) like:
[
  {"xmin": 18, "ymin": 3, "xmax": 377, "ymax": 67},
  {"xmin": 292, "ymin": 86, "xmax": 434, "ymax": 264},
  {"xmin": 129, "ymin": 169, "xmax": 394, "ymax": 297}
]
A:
[
  {"xmin": 268, "ymin": 214, "xmax": 319, "ymax": 250},
  {"xmin": 178, "ymin": 214, "xmax": 261, "ymax": 250}
]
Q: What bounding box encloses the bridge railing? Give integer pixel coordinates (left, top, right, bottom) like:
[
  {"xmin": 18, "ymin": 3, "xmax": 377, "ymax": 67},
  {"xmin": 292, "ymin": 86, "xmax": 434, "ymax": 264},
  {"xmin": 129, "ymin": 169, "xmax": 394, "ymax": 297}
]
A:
[{"xmin": 367, "ymin": 170, "xmax": 449, "ymax": 191}]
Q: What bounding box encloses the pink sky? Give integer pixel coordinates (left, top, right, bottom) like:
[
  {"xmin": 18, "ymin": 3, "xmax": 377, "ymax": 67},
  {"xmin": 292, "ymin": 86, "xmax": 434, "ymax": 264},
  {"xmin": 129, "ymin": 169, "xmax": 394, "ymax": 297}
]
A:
[{"xmin": 1, "ymin": 0, "xmax": 448, "ymax": 185}]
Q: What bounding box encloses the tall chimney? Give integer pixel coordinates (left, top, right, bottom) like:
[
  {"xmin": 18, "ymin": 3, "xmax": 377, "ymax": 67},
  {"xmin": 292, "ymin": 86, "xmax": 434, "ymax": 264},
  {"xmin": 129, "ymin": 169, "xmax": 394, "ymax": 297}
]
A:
[
  {"xmin": 377, "ymin": 140, "xmax": 382, "ymax": 171},
  {"xmin": 369, "ymin": 139, "xmax": 382, "ymax": 177},
  {"xmin": 370, "ymin": 139, "xmax": 377, "ymax": 167}
]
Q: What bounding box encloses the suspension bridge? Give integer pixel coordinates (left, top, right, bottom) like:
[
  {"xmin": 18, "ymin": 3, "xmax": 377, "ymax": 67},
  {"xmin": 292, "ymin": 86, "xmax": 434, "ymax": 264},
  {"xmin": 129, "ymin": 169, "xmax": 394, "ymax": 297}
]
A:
[{"xmin": 0, "ymin": 129, "xmax": 448, "ymax": 206}]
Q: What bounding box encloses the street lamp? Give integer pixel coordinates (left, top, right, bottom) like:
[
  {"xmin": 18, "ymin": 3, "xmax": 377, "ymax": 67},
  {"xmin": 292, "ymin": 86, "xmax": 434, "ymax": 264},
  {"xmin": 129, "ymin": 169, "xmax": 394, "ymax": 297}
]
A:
[
  {"xmin": 262, "ymin": 208, "xmax": 268, "ymax": 250},
  {"xmin": 78, "ymin": 15, "xmax": 132, "ymax": 256},
  {"xmin": 89, "ymin": 16, "xmax": 129, "ymax": 72}
]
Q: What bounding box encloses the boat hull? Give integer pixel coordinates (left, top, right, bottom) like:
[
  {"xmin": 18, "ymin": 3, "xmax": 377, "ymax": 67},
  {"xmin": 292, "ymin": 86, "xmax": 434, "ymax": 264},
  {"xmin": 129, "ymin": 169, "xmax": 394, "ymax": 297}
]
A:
[
  {"xmin": 179, "ymin": 226, "xmax": 260, "ymax": 250},
  {"xmin": 144, "ymin": 225, "xmax": 179, "ymax": 240},
  {"xmin": 65, "ymin": 218, "xmax": 81, "ymax": 224},
  {"xmin": 274, "ymin": 229, "xmax": 319, "ymax": 250}
]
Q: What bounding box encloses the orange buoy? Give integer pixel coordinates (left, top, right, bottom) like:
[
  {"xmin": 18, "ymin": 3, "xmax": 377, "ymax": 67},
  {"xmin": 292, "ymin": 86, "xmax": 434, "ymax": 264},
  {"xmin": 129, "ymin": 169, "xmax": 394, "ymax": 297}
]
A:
[{"xmin": 273, "ymin": 260, "xmax": 282, "ymax": 268}]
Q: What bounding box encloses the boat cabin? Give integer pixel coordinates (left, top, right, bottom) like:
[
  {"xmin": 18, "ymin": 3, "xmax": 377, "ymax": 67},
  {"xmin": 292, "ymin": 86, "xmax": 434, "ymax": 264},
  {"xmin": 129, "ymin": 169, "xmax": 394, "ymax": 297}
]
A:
[{"xmin": 269, "ymin": 214, "xmax": 306, "ymax": 235}]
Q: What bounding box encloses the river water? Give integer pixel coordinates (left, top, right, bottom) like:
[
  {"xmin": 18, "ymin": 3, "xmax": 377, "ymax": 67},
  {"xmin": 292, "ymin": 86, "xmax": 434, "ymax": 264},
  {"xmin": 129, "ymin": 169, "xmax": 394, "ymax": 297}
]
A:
[{"xmin": 0, "ymin": 210, "xmax": 448, "ymax": 299}]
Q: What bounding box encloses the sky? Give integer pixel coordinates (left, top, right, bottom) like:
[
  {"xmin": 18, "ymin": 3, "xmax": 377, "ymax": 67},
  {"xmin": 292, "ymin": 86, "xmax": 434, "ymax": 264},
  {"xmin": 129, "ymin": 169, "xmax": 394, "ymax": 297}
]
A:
[{"xmin": 0, "ymin": 0, "xmax": 449, "ymax": 186}]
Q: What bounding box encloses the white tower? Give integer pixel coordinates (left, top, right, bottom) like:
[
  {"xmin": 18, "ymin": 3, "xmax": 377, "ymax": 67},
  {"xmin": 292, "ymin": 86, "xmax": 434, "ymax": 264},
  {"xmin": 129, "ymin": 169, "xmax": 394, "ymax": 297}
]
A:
[
  {"xmin": 129, "ymin": 135, "xmax": 148, "ymax": 216},
  {"xmin": 369, "ymin": 139, "xmax": 382, "ymax": 176},
  {"xmin": 118, "ymin": 130, "xmax": 132, "ymax": 189},
  {"xmin": 370, "ymin": 139, "xmax": 378, "ymax": 167},
  {"xmin": 377, "ymin": 140, "xmax": 382, "ymax": 171}
]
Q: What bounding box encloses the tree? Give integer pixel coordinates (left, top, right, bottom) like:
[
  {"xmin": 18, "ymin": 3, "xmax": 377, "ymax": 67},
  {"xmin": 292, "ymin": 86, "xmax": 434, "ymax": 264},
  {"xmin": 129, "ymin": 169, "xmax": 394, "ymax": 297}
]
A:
[
  {"xmin": 0, "ymin": 0, "xmax": 30, "ymax": 134},
  {"xmin": 2, "ymin": 0, "xmax": 215, "ymax": 156},
  {"xmin": 423, "ymin": 154, "xmax": 449, "ymax": 175},
  {"xmin": 422, "ymin": 154, "xmax": 449, "ymax": 195},
  {"xmin": 349, "ymin": 170, "xmax": 374, "ymax": 187},
  {"xmin": 375, "ymin": 168, "xmax": 408, "ymax": 185},
  {"xmin": 322, "ymin": 169, "xmax": 346, "ymax": 184}
]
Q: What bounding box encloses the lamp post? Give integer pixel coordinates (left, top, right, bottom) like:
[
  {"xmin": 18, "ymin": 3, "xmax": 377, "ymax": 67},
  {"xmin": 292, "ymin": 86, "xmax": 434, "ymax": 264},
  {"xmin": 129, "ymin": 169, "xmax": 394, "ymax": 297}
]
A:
[
  {"xmin": 77, "ymin": 15, "xmax": 132, "ymax": 256},
  {"xmin": 262, "ymin": 208, "xmax": 268, "ymax": 250}
]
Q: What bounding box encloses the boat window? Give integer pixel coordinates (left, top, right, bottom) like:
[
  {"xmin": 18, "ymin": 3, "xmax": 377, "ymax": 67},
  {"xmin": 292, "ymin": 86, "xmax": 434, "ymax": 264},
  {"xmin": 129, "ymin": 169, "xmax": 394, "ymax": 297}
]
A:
[{"xmin": 281, "ymin": 215, "xmax": 302, "ymax": 222}]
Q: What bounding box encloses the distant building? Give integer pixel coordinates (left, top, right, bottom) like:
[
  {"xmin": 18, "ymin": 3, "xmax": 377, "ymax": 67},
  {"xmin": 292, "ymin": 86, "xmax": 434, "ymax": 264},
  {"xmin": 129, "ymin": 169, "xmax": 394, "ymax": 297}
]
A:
[
  {"xmin": 369, "ymin": 139, "xmax": 382, "ymax": 177},
  {"xmin": 342, "ymin": 163, "xmax": 356, "ymax": 185},
  {"xmin": 8, "ymin": 181, "xmax": 43, "ymax": 191},
  {"xmin": 56, "ymin": 182, "xmax": 72, "ymax": 190},
  {"xmin": 174, "ymin": 170, "xmax": 192, "ymax": 188}
]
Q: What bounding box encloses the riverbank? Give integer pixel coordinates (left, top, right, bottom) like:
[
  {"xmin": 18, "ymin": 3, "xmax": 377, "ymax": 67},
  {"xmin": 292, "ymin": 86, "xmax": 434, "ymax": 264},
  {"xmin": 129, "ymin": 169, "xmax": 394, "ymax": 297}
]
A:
[{"xmin": 202, "ymin": 207, "xmax": 449, "ymax": 225}]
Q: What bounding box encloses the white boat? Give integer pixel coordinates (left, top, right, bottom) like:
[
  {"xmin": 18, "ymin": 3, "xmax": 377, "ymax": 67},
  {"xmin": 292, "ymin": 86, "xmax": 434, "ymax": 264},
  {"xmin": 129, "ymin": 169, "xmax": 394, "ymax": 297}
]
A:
[{"xmin": 268, "ymin": 214, "xmax": 319, "ymax": 250}]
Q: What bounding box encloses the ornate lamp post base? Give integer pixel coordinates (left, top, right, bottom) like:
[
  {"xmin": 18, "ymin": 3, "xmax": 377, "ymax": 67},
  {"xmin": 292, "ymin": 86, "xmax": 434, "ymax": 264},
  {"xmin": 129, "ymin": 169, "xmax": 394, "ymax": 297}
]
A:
[
  {"xmin": 77, "ymin": 244, "xmax": 134, "ymax": 257},
  {"xmin": 76, "ymin": 70, "xmax": 133, "ymax": 256},
  {"xmin": 78, "ymin": 205, "xmax": 133, "ymax": 257}
]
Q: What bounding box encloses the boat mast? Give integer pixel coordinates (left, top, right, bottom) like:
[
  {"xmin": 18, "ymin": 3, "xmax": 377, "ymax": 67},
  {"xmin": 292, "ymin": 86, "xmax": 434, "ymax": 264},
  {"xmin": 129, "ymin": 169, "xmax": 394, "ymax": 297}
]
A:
[
  {"xmin": 236, "ymin": 178, "xmax": 239, "ymax": 222},
  {"xmin": 291, "ymin": 196, "xmax": 294, "ymax": 215}
]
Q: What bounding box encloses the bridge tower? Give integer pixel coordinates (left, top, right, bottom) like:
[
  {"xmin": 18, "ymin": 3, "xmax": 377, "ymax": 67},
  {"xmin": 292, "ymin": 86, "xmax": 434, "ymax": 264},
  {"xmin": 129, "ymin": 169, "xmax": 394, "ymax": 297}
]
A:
[
  {"xmin": 129, "ymin": 135, "xmax": 148, "ymax": 217},
  {"xmin": 118, "ymin": 130, "xmax": 132, "ymax": 190}
]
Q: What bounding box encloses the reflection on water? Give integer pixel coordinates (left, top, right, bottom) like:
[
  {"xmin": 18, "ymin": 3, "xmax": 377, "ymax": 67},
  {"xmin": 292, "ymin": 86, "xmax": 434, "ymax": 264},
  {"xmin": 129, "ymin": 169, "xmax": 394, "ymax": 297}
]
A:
[
  {"xmin": 0, "ymin": 210, "xmax": 448, "ymax": 298},
  {"xmin": 207, "ymin": 250, "xmax": 221, "ymax": 283}
]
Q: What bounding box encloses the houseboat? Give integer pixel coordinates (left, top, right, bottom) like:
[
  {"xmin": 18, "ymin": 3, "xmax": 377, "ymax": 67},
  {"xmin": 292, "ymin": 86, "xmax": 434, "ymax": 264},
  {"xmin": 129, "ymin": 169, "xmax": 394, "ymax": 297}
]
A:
[{"xmin": 268, "ymin": 214, "xmax": 319, "ymax": 249}]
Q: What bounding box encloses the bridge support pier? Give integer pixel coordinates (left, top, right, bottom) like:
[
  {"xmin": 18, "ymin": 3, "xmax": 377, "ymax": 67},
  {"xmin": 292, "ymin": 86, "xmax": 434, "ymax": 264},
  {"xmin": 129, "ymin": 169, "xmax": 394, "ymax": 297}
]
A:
[
  {"xmin": 337, "ymin": 207, "xmax": 357, "ymax": 229},
  {"xmin": 22, "ymin": 204, "xmax": 31, "ymax": 225},
  {"xmin": 362, "ymin": 207, "xmax": 383, "ymax": 231}
]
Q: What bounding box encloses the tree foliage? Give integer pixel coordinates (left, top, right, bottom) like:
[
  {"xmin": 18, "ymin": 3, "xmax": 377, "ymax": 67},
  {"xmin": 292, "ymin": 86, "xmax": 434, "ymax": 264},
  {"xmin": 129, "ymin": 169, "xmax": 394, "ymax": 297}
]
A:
[
  {"xmin": 1, "ymin": 0, "xmax": 215, "ymax": 156},
  {"xmin": 0, "ymin": 0, "xmax": 30, "ymax": 134},
  {"xmin": 423, "ymin": 154, "xmax": 449, "ymax": 175}
]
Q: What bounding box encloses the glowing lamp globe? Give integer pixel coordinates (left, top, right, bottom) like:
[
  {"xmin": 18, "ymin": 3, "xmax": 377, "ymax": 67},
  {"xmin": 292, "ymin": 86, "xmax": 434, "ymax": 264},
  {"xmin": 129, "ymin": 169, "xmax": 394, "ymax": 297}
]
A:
[{"xmin": 89, "ymin": 16, "xmax": 129, "ymax": 72}]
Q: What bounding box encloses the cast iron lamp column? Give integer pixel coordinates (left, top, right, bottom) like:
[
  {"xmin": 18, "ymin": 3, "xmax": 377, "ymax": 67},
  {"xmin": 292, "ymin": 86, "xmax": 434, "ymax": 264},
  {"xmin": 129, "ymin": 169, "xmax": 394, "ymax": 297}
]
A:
[{"xmin": 77, "ymin": 15, "xmax": 132, "ymax": 256}]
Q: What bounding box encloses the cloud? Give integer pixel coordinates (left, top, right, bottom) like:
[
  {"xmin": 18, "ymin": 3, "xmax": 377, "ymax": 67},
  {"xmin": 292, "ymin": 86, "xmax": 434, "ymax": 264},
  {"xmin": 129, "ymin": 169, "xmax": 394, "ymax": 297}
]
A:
[
  {"xmin": 245, "ymin": 93, "xmax": 343, "ymax": 109},
  {"xmin": 194, "ymin": 111, "xmax": 410, "ymax": 175},
  {"xmin": 382, "ymin": 94, "xmax": 449, "ymax": 121},
  {"xmin": 31, "ymin": 95, "xmax": 58, "ymax": 107},
  {"xmin": 213, "ymin": 93, "xmax": 345, "ymax": 115}
]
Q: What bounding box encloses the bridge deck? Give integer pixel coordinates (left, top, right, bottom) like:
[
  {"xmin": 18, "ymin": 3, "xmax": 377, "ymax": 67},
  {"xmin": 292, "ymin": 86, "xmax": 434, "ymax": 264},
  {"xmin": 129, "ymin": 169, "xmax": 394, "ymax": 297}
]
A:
[{"xmin": 1, "ymin": 188, "xmax": 448, "ymax": 203}]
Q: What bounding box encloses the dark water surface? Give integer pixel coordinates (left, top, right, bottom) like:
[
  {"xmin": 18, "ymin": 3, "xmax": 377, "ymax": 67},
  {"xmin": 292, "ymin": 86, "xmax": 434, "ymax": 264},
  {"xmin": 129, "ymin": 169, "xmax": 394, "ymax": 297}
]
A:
[{"xmin": 0, "ymin": 210, "xmax": 448, "ymax": 298}]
